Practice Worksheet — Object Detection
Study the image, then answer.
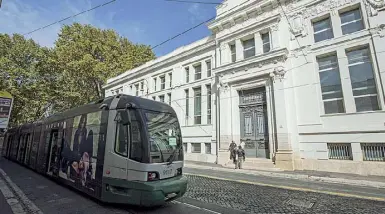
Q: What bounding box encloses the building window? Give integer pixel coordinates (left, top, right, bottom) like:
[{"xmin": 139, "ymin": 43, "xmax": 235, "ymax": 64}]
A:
[
  {"xmin": 327, "ymin": 143, "xmax": 353, "ymax": 160},
  {"xmin": 168, "ymin": 93, "xmax": 172, "ymax": 106},
  {"xmin": 206, "ymin": 84, "xmax": 212, "ymax": 124},
  {"xmin": 194, "ymin": 64, "xmax": 202, "ymax": 81},
  {"xmin": 194, "ymin": 87, "xmax": 201, "ymax": 124},
  {"xmin": 230, "ymin": 44, "xmax": 236, "ymax": 62},
  {"xmin": 130, "ymin": 85, "xmax": 133, "ymax": 95},
  {"xmin": 153, "ymin": 77, "xmax": 157, "ymax": 92},
  {"xmin": 135, "ymin": 84, "xmax": 139, "ymax": 96},
  {"xmin": 206, "ymin": 60, "xmax": 212, "ymax": 77},
  {"xmin": 205, "ymin": 143, "xmax": 211, "ymax": 154},
  {"xmin": 261, "ymin": 32, "xmax": 271, "ymax": 53},
  {"xmin": 243, "ymin": 38, "xmax": 255, "ymax": 59},
  {"xmin": 152, "ymin": 96, "xmax": 156, "ymax": 101},
  {"xmin": 313, "ymin": 17, "xmax": 334, "ymax": 42},
  {"xmin": 169, "ymin": 73, "xmax": 172, "ymax": 88},
  {"xmin": 185, "ymin": 67, "xmax": 190, "ymax": 83},
  {"xmin": 340, "ymin": 8, "xmax": 364, "ymax": 35},
  {"xmin": 160, "ymin": 76, "xmax": 165, "ymax": 90},
  {"xmin": 185, "ymin": 89, "xmax": 189, "ymax": 126},
  {"xmin": 191, "ymin": 143, "xmax": 201, "ymax": 153},
  {"xmin": 361, "ymin": 143, "xmax": 385, "ymax": 162},
  {"xmin": 140, "ymin": 81, "xmax": 144, "ymax": 93},
  {"xmin": 159, "ymin": 95, "xmax": 165, "ymax": 103},
  {"xmin": 317, "ymin": 54, "xmax": 345, "ymax": 114},
  {"xmin": 183, "ymin": 143, "xmax": 187, "ymax": 153},
  {"xmin": 347, "ymin": 47, "xmax": 379, "ymax": 112}
]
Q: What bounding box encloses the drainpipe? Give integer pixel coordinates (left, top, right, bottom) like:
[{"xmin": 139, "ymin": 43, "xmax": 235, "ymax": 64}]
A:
[{"xmin": 365, "ymin": 8, "xmax": 385, "ymax": 104}]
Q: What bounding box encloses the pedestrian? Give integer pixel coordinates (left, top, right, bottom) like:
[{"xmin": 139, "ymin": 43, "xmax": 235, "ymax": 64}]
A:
[
  {"xmin": 228, "ymin": 140, "xmax": 237, "ymax": 160},
  {"xmin": 236, "ymin": 145, "xmax": 245, "ymax": 169},
  {"xmin": 232, "ymin": 146, "xmax": 238, "ymax": 169}
]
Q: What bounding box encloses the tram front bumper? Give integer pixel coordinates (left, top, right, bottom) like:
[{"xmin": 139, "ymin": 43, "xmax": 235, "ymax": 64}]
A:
[{"xmin": 102, "ymin": 175, "xmax": 188, "ymax": 207}]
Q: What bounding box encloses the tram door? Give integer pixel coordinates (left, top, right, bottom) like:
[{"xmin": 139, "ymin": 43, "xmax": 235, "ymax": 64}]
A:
[{"xmin": 47, "ymin": 130, "xmax": 59, "ymax": 176}]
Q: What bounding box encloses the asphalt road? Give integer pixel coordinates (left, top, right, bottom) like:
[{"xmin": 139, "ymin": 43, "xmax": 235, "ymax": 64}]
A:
[{"xmin": 1, "ymin": 157, "xmax": 385, "ymax": 214}]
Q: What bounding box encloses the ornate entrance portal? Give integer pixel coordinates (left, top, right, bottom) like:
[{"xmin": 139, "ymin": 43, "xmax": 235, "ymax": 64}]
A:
[{"xmin": 239, "ymin": 88, "xmax": 269, "ymax": 159}]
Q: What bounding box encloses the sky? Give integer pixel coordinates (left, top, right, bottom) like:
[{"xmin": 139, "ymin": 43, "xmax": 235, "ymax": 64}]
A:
[{"xmin": 0, "ymin": 0, "xmax": 220, "ymax": 56}]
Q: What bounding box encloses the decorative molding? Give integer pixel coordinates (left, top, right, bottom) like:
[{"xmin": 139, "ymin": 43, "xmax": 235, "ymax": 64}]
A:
[
  {"xmin": 301, "ymin": 0, "xmax": 356, "ymax": 19},
  {"xmin": 370, "ymin": 24, "xmax": 385, "ymax": 37},
  {"xmin": 365, "ymin": 0, "xmax": 385, "ymax": 16},
  {"xmin": 215, "ymin": 48, "xmax": 288, "ymax": 76},
  {"xmin": 288, "ymin": 12, "xmax": 308, "ymax": 39},
  {"xmin": 270, "ymin": 66, "xmax": 287, "ymax": 82},
  {"xmin": 290, "ymin": 46, "xmax": 311, "ymax": 58}
]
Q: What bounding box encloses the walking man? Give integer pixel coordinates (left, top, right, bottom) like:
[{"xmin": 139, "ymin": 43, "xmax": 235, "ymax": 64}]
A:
[
  {"xmin": 236, "ymin": 145, "xmax": 245, "ymax": 169},
  {"xmin": 228, "ymin": 140, "xmax": 237, "ymax": 160}
]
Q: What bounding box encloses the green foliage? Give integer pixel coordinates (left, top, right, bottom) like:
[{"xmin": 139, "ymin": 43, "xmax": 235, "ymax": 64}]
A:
[{"xmin": 0, "ymin": 23, "xmax": 156, "ymax": 127}]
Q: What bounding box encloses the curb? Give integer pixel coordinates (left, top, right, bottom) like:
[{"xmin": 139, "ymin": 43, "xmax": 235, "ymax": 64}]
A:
[
  {"xmin": 0, "ymin": 169, "xmax": 43, "ymax": 214},
  {"xmin": 185, "ymin": 164, "xmax": 385, "ymax": 189}
]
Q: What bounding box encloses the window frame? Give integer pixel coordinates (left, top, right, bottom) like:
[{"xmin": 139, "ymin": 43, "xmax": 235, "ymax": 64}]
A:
[
  {"xmin": 230, "ymin": 43, "xmax": 236, "ymax": 63},
  {"xmin": 206, "ymin": 60, "xmax": 212, "ymax": 77},
  {"xmin": 312, "ymin": 16, "xmax": 334, "ymax": 43},
  {"xmin": 169, "ymin": 73, "xmax": 173, "ymax": 88},
  {"xmin": 193, "ymin": 87, "xmax": 202, "ymax": 125},
  {"xmin": 185, "ymin": 67, "xmax": 190, "ymax": 83},
  {"xmin": 261, "ymin": 32, "xmax": 271, "ymax": 53},
  {"xmin": 191, "ymin": 143, "xmax": 201, "ymax": 153},
  {"xmin": 346, "ymin": 46, "xmax": 380, "ymax": 112},
  {"xmin": 206, "ymin": 84, "xmax": 212, "ymax": 124},
  {"xmin": 194, "ymin": 64, "xmax": 202, "ymax": 81},
  {"xmin": 242, "ymin": 38, "xmax": 256, "ymax": 59},
  {"xmin": 316, "ymin": 53, "xmax": 346, "ymax": 114},
  {"xmin": 114, "ymin": 111, "xmax": 130, "ymax": 157},
  {"xmin": 160, "ymin": 75, "xmax": 166, "ymax": 90},
  {"xmin": 339, "ymin": 7, "xmax": 364, "ymax": 35},
  {"xmin": 153, "ymin": 77, "xmax": 157, "ymax": 92}
]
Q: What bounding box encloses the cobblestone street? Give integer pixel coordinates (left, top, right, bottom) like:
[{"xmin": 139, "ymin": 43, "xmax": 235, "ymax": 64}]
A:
[
  {"xmin": 185, "ymin": 174, "xmax": 385, "ymax": 214},
  {"xmin": 1, "ymin": 157, "xmax": 385, "ymax": 214}
]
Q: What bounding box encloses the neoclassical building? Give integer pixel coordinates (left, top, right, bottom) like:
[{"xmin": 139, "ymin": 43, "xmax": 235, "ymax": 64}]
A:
[{"xmin": 104, "ymin": 0, "xmax": 385, "ymax": 176}]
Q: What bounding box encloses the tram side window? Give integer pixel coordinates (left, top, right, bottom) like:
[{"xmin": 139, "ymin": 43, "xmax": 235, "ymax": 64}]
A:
[
  {"xmin": 129, "ymin": 110, "xmax": 143, "ymax": 162},
  {"xmin": 114, "ymin": 111, "xmax": 129, "ymax": 156}
]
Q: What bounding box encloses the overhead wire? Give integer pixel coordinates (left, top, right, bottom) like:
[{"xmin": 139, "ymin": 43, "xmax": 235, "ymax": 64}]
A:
[{"xmin": 22, "ymin": 0, "xmax": 117, "ymax": 36}]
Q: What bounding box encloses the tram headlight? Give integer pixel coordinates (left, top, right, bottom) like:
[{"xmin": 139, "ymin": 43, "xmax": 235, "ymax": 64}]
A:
[{"xmin": 147, "ymin": 172, "xmax": 159, "ymax": 181}]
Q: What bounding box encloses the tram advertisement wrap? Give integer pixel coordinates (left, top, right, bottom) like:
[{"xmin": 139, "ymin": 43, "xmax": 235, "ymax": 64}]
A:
[
  {"xmin": 0, "ymin": 91, "xmax": 13, "ymax": 130},
  {"xmin": 59, "ymin": 111, "xmax": 101, "ymax": 191}
]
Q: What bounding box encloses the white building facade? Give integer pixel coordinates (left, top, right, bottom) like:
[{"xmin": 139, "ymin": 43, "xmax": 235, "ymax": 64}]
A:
[{"xmin": 104, "ymin": 0, "xmax": 385, "ymax": 176}]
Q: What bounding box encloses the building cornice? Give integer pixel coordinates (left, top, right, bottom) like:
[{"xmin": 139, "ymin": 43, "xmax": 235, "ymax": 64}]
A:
[
  {"xmin": 208, "ymin": 0, "xmax": 283, "ymax": 34},
  {"xmin": 214, "ymin": 48, "xmax": 288, "ymax": 76},
  {"xmin": 103, "ymin": 37, "xmax": 216, "ymax": 89}
]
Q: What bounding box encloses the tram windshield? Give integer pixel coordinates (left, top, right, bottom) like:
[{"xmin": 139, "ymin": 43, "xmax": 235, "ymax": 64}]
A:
[{"xmin": 144, "ymin": 110, "xmax": 183, "ymax": 163}]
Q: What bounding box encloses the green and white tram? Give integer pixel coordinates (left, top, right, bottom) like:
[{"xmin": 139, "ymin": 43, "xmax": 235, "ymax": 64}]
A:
[{"xmin": 2, "ymin": 94, "xmax": 187, "ymax": 206}]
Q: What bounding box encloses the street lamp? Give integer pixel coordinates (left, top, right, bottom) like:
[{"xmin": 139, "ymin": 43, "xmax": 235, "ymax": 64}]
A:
[{"xmin": 0, "ymin": 0, "xmax": 3, "ymax": 8}]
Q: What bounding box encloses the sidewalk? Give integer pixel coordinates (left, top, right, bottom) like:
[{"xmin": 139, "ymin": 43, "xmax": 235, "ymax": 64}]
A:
[{"xmin": 184, "ymin": 160, "xmax": 385, "ymax": 189}]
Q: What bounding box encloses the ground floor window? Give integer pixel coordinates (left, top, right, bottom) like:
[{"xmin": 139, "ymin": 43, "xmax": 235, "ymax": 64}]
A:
[{"xmin": 191, "ymin": 143, "xmax": 201, "ymax": 153}]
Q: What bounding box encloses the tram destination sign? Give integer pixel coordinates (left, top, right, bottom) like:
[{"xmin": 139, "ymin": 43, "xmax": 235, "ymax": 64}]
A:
[{"xmin": 0, "ymin": 91, "xmax": 13, "ymax": 130}]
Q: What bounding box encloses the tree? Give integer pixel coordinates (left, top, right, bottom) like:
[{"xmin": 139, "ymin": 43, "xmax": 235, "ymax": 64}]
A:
[
  {"xmin": 0, "ymin": 34, "xmax": 53, "ymax": 126},
  {"xmin": 53, "ymin": 23, "xmax": 156, "ymax": 111}
]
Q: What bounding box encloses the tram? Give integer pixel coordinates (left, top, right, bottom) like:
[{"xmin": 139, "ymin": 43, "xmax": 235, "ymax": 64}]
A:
[{"xmin": 2, "ymin": 94, "xmax": 187, "ymax": 206}]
